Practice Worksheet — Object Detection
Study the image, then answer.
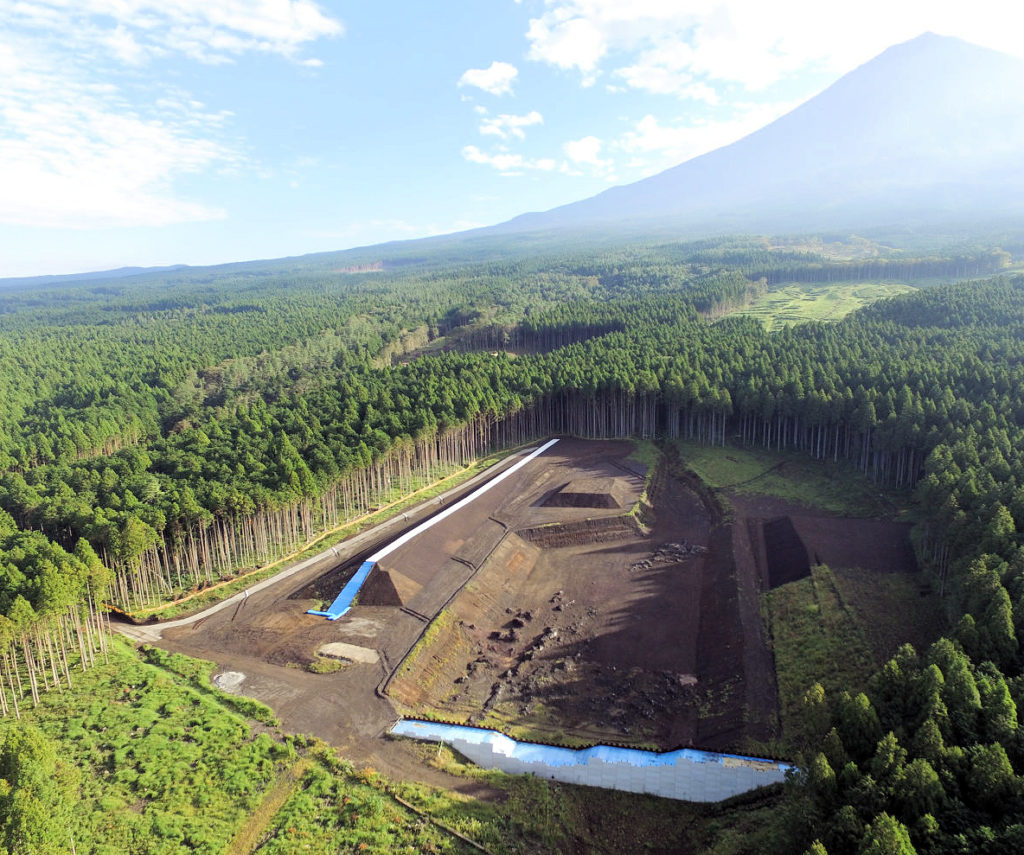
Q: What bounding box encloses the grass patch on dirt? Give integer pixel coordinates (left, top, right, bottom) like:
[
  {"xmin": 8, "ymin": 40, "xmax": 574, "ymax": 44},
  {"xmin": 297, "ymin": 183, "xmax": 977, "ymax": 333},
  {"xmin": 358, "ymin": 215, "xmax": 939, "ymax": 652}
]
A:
[
  {"xmin": 306, "ymin": 656, "xmax": 348, "ymax": 674},
  {"xmin": 830, "ymin": 567, "xmax": 946, "ymax": 664},
  {"xmin": 391, "ymin": 609, "xmax": 476, "ymax": 713},
  {"xmin": 469, "ymin": 710, "xmax": 604, "ymax": 750},
  {"xmin": 627, "ymin": 439, "xmax": 661, "ymax": 523},
  {"xmin": 627, "ymin": 438, "xmax": 661, "ymax": 471},
  {"xmin": 400, "ymin": 608, "xmax": 455, "ymax": 677},
  {"xmin": 729, "ymin": 281, "xmax": 915, "ymax": 330},
  {"xmin": 676, "ymin": 441, "xmax": 894, "ymax": 517},
  {"xmin": 764, "ymin": 564, "xmax": 945, "ymax": 754},
  {"xmin": 391, "ymin": 744, "xmax": 783, "ymax": 855}
]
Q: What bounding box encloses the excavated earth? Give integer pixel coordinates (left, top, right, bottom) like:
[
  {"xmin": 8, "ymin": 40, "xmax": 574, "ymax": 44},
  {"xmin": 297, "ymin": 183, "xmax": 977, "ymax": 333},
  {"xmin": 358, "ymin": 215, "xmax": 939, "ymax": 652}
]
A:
[
  {"xmin": 150, "ymin": 438, "xmax": 916, "ymax": 790},
  {"xmin": 387, "ymin": 440, "xmax": 721, "ymax": 749}
]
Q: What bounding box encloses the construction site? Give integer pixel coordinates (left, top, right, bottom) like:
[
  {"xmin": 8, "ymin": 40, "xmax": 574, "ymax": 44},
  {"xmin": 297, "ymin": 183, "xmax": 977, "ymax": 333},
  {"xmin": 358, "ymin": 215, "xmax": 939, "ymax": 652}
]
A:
[{"xmin": 141, "ymin": 437, "xmax": 917, "ymax": 791}]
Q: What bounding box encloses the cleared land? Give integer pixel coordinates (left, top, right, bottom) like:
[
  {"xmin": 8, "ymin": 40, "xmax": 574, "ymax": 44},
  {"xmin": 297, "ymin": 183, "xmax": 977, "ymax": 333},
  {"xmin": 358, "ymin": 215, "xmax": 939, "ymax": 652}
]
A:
[
  {"xmin": 765, "ymin": 564, "xmax": 945, "ymax": 752},
  {"xmin": 731, "ymin": 281, "xmax": 915, "ymax": 329},
  {"xmin": 387, "ymin": 439, "xmax": 722, "ymax": 749},
  {"xmin": 143, "ymin": 437, "xmax": 925, "ymax": 790}
]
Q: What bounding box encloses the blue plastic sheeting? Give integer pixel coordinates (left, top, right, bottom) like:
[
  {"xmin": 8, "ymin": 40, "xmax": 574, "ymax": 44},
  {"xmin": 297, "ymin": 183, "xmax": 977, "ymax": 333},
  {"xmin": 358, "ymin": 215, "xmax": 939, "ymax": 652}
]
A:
[
  {"xmin": 309, "ymin": 438, "xmax": 560, "ymax": 620},
  {"xmin": 391, "ymin": 719, "xmax": 795, "ymax": 802},
  {"xmin": 307, "ymin": 559, "xmax": 376, "ymax": 620}
]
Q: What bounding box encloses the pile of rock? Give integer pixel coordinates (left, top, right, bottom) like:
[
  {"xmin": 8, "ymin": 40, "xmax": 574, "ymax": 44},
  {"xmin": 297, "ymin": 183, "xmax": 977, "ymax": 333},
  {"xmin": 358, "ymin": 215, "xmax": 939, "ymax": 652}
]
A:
[{"xmin": 629, "ymin": 540, "xmax": 707, "ymax": 572}]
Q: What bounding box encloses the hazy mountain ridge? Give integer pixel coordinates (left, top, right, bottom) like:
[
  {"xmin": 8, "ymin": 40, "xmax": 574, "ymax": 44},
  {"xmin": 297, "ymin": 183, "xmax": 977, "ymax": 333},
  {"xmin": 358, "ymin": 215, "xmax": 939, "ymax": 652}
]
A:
[
  {"xmin": 497, "ymin": 33, "xmax": 1024, "ymax": 235},
  {"xmin": 7, "ymin": 33, "xmax": 1024, "ymax": 287}
]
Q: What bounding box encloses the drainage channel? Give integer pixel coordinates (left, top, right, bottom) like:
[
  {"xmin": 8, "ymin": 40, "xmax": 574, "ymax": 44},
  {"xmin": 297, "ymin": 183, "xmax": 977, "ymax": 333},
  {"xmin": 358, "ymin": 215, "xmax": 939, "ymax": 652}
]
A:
[
  {"xmin": 390, "ymin": 719, "xmax": 794, "ymax": 803},
  {"xmin": 309, "ymin": 438, "xmax": 561, "ymax": 620}
]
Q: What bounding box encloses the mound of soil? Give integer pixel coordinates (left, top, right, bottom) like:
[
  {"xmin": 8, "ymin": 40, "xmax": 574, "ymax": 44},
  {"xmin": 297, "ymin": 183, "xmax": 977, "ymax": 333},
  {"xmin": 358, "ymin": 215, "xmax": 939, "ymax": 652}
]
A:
[
  {"xmin": 358, "ymin": 566, "xmax": 423, "ymax": 607},
  {"xmin": 544, "ymin": 477, "xmax": 629, "ymax": 509},
  {"xmin": 516, "ymin": 514, "xmax": 644, "ymax": 548}
]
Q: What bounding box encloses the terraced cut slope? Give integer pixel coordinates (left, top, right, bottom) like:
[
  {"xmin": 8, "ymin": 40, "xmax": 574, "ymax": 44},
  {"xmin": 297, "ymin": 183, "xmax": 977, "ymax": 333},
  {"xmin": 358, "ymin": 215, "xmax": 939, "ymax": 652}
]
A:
[
  {"xmin": 388, "ymin": 440, "xmax": 745, "ymax": 751},
  {"xmin": 146, "ymin": 438, "xmax": 919, "ymax": 796}
]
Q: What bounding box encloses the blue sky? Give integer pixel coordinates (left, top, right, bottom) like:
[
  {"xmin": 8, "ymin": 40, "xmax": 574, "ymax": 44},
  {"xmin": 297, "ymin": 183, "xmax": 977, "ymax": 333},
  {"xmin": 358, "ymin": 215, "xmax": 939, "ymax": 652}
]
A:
[{"xmin": 1, "ymin": 1, "xmax": 1020, "ymax": 277}]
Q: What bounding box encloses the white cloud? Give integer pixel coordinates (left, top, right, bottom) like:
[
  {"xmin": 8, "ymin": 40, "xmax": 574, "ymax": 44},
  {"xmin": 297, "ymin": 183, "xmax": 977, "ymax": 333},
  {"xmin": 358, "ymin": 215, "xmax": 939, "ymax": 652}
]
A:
[
  {"xmin": 0, "ymin": 0, "xmax": 343, "ymax": 64},
  {"xmin": 480, "ymin": 111, "xmax": 544, "ymax": 140},
  {"xmin": 525, "ymin": 1, "xmax": 1024, "ymax": 94},
  {"xmin": 563, "ymin": 135, "xmax": 608, "ymax": 167},
  {"xmin": 458, "ymin": 61, "xmax": 519, "ymax": 96},
  {"xmin": 462, "ymin": 145, "xmax": 556, "ymax": 174},
  {"xmin": 0, "ymin": 41, "xmax": 241, "ymax": 228},
  {"xmin": 526, "ymin": 13, "xmax": 607, "ymax": 84},
  {"xmin": 561, "ymin": 135, "xmax": 615, "ymax": 180},
  {"xmin": 615, "ymin": 42, "xmax": 721, "ymax": 101},
  {"xmin": 0, "ymin": 1, "xmax": 342, "ymax": 230}
]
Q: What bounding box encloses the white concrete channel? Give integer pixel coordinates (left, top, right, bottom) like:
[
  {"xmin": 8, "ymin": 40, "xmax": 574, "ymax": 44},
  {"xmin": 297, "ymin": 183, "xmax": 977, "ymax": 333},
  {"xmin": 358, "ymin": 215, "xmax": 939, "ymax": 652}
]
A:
[{"xmin": 309, "ymin": 438, "xmax": 560, "ymax": 619}]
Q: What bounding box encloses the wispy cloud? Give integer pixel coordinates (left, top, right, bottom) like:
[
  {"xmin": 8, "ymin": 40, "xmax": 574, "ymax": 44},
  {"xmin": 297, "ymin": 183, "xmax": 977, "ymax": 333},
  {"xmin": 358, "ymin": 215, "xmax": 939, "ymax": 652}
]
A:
[
  {"xmin": 0, "ymin": 43, "xmax": 242, "ymax": 227},
  {"xmin": 616, "ymin": 102, "xmax": 801, "ymax": 174},
  {"xmin": 0, "ymin": 0, "xmax": 343, "ymax": 64},
  {"xmin": 458, "ymin": 61, "xmax": 519, "ymax": 95},
  {"xmin": 462, "ymin": 145, "xmax": 556, "ymax": 175},
  {"xmin": 480, "ymin": 111, "xmax": 544, "ymax": 140},
  {"xmin": 0, "ymin": 1, "xmax": 341, "ymax": 229},
  {"xmin": 524, "ymin": 0, "xmax": 1024, "ymax": 95}
]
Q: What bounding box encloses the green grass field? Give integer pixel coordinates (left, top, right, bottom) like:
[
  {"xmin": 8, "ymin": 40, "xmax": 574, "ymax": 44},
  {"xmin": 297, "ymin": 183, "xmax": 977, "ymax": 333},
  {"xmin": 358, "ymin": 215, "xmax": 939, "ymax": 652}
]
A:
[
  {"xmin": 764, "ymin": 565, "xmax": 944, "ymax": 754},
  {"xmin": 8, "ymin": 638, "xmax": 292, "ymax": 854},
  {"xmin": 4, "ymin": 635, "xmax": 786, "ymax": 854},
  {"xmin": 731, "ymin": 281, "xmax": 915, "ymax": 330},
  {"xmin": 2, "ymin": 638, "xmax": 499, "ymax": 854},
  {"xmin": 675, "ymin": 440, "xmax": 895, "ymax": 517}
]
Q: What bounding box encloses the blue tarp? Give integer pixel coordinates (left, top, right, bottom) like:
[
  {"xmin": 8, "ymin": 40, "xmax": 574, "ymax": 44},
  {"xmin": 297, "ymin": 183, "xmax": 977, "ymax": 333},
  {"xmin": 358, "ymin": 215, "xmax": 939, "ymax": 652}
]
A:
[
  {"xmin": 391, "ymin": 719, "xmax": 794, "ymax": 772},
  {"xmin": 307, "ymin": 559, "xmax": 376, "ymax": 620}
]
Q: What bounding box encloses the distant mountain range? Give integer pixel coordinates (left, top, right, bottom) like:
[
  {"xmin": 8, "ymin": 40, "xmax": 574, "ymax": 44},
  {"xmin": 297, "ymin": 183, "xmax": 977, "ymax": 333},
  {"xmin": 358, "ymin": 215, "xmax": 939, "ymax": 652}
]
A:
[
  {"xmin": 494, "ymin": 33, "xmax": 1024, "ymax": 237},
  {"xmin": 7, "ymin": 33, "xmax": 1023, "ymax": 287},
  {"xmin": 0, "ymin": 264, "xmax": 189, "ymax": 290}
]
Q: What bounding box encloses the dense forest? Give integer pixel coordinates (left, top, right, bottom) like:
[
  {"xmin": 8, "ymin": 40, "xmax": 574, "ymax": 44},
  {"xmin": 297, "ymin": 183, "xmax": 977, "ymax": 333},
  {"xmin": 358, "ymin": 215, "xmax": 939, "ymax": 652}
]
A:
[{"xmin": 1, "ymin": 232, "xmax": 1023, "ymax": 853}]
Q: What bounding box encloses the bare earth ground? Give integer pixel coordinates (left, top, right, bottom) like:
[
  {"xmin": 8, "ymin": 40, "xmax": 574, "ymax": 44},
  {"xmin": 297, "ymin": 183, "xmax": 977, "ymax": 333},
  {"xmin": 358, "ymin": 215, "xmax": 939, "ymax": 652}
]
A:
[
  {"xmin": 123, "ymin": 437, "xmax": 917, "ymax": 795},
  {"xmin": 388, "ymin": 439, "xmax": 720, "ymax": 749}
]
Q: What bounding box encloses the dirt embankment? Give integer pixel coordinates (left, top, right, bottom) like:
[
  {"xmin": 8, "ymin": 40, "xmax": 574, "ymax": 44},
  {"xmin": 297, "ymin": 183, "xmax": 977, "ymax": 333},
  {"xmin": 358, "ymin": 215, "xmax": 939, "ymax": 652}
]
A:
[
  {"xmin": 516, "ymin": 514, "xmax": 645, "ymax": 548},
  {"xmin": 390, "ymin": 444, "xmax": 758, "ymax": 751}
]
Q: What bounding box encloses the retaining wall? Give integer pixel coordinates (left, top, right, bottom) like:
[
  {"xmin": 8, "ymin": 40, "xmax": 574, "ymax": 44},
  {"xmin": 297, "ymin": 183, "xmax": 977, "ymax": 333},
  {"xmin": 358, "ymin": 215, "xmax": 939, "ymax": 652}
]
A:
[{"xmin": 391, "ymin": 719, "xmax": 793, "ymax": 802}]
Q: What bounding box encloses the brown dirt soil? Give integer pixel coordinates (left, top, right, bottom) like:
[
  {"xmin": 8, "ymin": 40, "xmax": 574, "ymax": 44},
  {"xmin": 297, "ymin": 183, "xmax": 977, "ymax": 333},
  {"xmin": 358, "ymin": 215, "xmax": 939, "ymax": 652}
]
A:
[
  {"xmin": 389, "ymin": 440, "xmax": 738, "ymax": 750},
  {"xmin": 137, "ymin": 437, "xmax": 917, "ymax": 797}
]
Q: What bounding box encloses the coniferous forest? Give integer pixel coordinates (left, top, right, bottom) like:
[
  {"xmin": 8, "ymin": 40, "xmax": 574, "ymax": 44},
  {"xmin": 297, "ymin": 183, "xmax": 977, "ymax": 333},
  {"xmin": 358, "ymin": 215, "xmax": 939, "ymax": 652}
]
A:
[{"xmin": 1, "ymin": 232, "xmax": 1024, "ymax": 853}]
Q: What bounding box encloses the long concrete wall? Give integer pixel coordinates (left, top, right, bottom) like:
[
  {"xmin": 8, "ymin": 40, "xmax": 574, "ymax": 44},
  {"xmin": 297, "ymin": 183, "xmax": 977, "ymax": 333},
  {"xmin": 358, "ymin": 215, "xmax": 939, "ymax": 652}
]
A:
[
  {"xmin": 391, "ymin": 719, "xmax": 794, "ymax": 802},
  {"xmin": 309, "ymin": 439, "xmax": 560, "ymax": 619}
]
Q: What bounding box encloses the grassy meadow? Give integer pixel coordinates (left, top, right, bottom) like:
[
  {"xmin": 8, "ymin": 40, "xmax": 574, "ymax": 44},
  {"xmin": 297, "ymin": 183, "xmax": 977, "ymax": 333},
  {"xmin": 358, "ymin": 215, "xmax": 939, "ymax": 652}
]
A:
[
  {"xmin": 675, "ymin": 440, "xmax": 896, "ymax": 517},
  {"xmin": 731, "ymin": 281, "xmax": 915, "ymax": 330}
]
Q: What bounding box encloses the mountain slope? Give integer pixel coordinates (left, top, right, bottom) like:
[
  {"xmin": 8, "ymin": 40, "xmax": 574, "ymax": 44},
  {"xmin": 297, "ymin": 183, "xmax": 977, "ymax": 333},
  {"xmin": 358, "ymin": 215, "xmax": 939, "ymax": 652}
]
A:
[{"xmin": 499, "ymin": 33, "xmax": 1024, "ymax": 235}]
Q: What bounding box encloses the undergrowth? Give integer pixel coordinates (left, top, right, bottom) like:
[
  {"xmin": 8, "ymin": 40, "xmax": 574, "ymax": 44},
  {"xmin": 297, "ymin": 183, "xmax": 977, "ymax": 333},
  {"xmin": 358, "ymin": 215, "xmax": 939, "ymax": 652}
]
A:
[{"xmin": 677, "ymin": 440, "xmax": 894, "ymax": 517}]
